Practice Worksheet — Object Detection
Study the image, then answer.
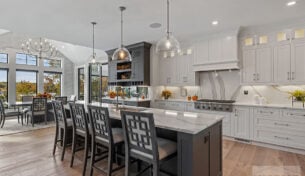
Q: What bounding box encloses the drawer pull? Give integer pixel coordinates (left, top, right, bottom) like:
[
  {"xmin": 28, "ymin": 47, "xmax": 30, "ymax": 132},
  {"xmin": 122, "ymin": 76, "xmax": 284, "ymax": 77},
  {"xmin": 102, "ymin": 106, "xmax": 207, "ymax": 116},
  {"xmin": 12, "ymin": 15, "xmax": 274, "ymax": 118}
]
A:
[
  {"xmin": 274, "ymin": 136, "xmax": 289, "ymax": 140},
  {"xmin": 289, "ymin": 113, "xmax": 305, "ymax": 117},
  {"xmin": 274, "ymin": 122, "xmax": 289, "ymax": 127},
  {"xmin": 260, "ymin": 110, "xmax": 273, "ymax": 114}
]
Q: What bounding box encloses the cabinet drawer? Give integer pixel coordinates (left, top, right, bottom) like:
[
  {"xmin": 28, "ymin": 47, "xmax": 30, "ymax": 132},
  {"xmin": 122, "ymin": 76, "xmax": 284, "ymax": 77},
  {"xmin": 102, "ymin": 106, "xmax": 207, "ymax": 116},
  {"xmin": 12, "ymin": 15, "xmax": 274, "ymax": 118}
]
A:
[
  {"xmin": 254, "ymin": 128, "xmax": 305, "ymax": 150},
  {"xmin": 254, "ymin": 117, "xmax": 305, "ymax": 133},
  {"xmin": 253, "ymin": 108, "xmax": 280, "ymax": 117},
  {"xmin": 281, "ymin": 110, "xmax": 305, "ymax": 123}
]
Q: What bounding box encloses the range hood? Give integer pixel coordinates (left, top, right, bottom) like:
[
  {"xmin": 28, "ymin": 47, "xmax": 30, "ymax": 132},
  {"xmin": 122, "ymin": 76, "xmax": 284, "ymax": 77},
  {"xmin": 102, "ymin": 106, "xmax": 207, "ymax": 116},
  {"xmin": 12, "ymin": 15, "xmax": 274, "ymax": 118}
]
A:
[{"xmin": 192, "ymin": 29, "xmax": 240, "ymax": 72}]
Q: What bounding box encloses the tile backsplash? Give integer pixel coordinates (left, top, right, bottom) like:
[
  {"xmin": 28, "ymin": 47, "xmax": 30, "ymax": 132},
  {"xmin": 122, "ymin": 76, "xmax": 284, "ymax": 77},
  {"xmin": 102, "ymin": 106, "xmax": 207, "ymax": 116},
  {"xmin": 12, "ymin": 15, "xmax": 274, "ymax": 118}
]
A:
[{"xmin": 152, "ymin": 70, "xmax": 305, "ymax": 105}]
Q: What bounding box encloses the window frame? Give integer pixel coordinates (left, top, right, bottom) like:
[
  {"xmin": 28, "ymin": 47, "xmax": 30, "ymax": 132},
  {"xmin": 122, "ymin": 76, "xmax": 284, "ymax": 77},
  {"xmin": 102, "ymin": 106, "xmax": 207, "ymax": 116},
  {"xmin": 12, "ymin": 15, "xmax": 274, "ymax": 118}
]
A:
[
  {"xmin": 15, "ymin": 69, "xmax": 38, "ymax": 101},
  {"xmin": 43, "ymin": 71, "xmax": 62, "ymax": 96},
  {"xmin": 43, "ymin": 59, "xmax": 62, "ymax": 68},
  {"xmin": 0, "ymin": 68, "xmax": 8, "ymax": 102},
  {"xmin": 78, "ymin": 68, "xmax": 85, "ymax": 100},
  {"xmin": 16, "ymin": 53, "xmax": 38, "ymax": 66},
  {"xmin": 0, "ymin": 53, "xmax": 8, "ymax": 64}
]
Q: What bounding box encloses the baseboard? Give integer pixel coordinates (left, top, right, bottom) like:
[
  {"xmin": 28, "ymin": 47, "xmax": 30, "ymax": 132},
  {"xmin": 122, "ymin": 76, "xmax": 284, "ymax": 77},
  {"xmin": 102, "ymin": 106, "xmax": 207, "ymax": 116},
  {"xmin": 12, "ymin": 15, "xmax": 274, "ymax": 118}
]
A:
[{"xmin": 223, "ymin": 135, "xmax": 305, "ymax": 155}]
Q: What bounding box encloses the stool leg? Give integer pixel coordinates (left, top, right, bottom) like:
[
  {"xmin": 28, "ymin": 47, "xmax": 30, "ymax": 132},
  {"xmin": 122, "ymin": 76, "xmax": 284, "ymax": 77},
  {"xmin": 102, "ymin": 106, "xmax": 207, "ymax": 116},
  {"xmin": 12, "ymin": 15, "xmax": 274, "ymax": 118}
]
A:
[
  {"xmin": 90, "ymin": 140, "xmax": 96, "ymax": 176},
  {"xmin": 107, "ymin": 147, "xmax": 113, "ymax": 176},
  {"xmin": 53, "ymin": 125, "xmax": 59, "ymax": 156},
  {"xmin": 125, "ymin": 152, "xmax": 131, "ymax": 176},
  {"xmin": 152, "ymin": 163, "xmax": 159, "ymax": 176},
  {"xmin": 61, "ymin": 128, "xmax": 67, "ymax": 161},
  {"xmin": 70, "ymin": 132, "xmax": 76, "ymax": 167},
  {"xmin": 82, "ymin": 136, "xmax": 89, "ymax": 176}
]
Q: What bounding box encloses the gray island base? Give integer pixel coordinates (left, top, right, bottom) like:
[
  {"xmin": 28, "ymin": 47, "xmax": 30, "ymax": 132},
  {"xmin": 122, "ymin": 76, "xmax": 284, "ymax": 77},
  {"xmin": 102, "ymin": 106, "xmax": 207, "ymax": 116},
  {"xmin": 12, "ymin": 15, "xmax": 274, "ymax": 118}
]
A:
[{"xmin": 83, "ymin": 103, "xmax": 224, "ymax": 176}]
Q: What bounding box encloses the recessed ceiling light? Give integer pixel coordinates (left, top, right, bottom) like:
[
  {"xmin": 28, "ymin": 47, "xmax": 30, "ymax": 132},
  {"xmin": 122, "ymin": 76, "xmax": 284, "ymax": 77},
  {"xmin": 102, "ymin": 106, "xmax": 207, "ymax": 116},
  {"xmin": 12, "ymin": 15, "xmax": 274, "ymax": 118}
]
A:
[
  {"xmin": 149, "ymin": 23, "xmax": 162, "ymax": 28},
  {"xmin": 287, "ymin": 1, "xmax": 296, "ymax": 6},
  {"xmin": 212, "ymin": 20, "xmax": 219, "ymax": 26}
]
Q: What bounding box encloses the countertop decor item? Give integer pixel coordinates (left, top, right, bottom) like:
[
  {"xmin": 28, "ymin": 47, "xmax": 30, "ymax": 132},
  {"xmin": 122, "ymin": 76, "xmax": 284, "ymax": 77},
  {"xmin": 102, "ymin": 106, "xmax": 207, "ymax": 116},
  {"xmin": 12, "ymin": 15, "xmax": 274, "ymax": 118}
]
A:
[
  {"xmin": 156, "ymin": 0, "xmax": 181, "ymax": 58},
  {"xmin": 161, "ymin": 90, "xmax": 172, "ymax": 100},
  {"xmin": 108, "ymin": 91, "xmax": 116, "ymax": 99},
  {"xmin": 192, "ymin": 95, "xmax": 198, "ymax": 101},
  {"xmin": 112, "ymin": 6, "xmax": 132, "ymax": 61},
  {"xmin": 36, "ymin": 92, "xmax": 51, "ymax": 99},
  {"xmin": 288, "ymin": 90, "xmax": 305, "ymax": 108}
]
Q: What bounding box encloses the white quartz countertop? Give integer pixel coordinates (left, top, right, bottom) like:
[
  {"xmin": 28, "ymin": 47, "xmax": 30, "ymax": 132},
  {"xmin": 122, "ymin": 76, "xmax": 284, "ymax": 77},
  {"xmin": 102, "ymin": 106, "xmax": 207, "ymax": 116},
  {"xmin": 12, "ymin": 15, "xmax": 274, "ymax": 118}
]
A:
[
  {"xmin": 103, "ymin": 97, "xmax": 151, "ymax": 102},
  {"xmin": 88, "ymin": 103, "xmax": 224, "ymax": 135},
  {"xmin": 154, "ymin": 99, "xmax": 195, "ymax": 103},
  {"xmin": 233, "ymin": 102, "xmax": 305, "ymax": 110}
]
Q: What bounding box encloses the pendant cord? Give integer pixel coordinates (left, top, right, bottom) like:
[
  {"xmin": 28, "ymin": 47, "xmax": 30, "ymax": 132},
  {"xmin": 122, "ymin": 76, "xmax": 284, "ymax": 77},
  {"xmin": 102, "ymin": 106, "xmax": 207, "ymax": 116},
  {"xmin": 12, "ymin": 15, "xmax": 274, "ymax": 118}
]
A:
[
  {"xmin": 121, "ymin": 9, "xmax": 124, "ymax": 48},
  {"xmin": 92, "ymin": 22, "xmax": 95, "ymax": 58},
  {"xmin": 167, "ymin": 0, "xmax": 170, "ymax": 37}
]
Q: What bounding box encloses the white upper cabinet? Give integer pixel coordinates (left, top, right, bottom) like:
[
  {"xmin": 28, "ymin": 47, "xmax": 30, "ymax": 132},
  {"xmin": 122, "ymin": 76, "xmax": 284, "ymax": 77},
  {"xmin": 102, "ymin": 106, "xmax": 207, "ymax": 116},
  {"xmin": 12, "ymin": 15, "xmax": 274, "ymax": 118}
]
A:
[
  {"xmin": 242, "ymin": 35, "xmax": 273, "ymax": 84},
  {"xmin": 158, "ymin": 48, "xmax": 198, "ymax": 86},
  {"xmin": 242, "ymin": 27, "xmax": 305, "ymax": 85},
  {"xmin": 193, "ymin": 30, "xmax": 239, "ymax": 71}
]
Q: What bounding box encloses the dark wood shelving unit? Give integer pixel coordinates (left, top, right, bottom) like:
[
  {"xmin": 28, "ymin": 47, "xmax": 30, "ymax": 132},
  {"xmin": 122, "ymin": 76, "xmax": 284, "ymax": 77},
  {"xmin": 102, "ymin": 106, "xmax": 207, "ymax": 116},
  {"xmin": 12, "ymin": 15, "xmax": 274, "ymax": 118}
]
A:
[{"xmin": 106, "ymin": 42, "xmax": 152, "ymax": 86}]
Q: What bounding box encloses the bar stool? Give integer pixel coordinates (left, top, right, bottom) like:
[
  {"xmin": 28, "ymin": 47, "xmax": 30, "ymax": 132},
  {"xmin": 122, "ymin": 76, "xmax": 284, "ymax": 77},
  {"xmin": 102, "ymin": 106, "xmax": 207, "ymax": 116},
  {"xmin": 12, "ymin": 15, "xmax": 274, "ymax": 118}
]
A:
[
  {"xmin": 21, "ymin": 95, "xmax": 33, "ymax": 124},
  {"xmin": 87, "ymin": 105, "xmax": 125, "ymax": 176},
  {"xmin": 121, "ymin": 111, "xmax": 177, "ymax": 176},
  {"xmin": 52, "ymin": 100, "xmax": 73, "ymax": 161},
  {"xmin": 69, "ymin": 103, "xmax": 90, "ymax": 176}
]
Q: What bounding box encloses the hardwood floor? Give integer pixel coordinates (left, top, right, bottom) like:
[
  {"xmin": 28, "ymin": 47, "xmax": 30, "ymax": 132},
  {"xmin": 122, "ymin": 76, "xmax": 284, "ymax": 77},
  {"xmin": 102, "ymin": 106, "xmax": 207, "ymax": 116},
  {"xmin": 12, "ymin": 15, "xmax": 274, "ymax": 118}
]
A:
[{"xmin": 0, "ymin": 127, "xmax": 305, "ymax": 176}]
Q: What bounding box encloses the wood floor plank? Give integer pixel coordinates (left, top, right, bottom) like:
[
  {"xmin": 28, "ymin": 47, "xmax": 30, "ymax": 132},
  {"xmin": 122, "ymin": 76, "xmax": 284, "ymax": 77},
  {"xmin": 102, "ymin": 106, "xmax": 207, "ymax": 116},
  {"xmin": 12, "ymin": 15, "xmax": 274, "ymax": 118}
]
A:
[{"xmin": 1, "ymin": 127, "xmax": 305, "ymax": 176}]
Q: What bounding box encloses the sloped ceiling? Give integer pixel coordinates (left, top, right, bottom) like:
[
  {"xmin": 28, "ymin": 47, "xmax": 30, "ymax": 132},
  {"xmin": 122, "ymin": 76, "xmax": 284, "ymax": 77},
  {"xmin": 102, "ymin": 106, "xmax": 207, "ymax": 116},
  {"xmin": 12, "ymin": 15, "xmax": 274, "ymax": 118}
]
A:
[{"xmin": 1, "ymin": 0, "xmax": 305, "ymax": 51}]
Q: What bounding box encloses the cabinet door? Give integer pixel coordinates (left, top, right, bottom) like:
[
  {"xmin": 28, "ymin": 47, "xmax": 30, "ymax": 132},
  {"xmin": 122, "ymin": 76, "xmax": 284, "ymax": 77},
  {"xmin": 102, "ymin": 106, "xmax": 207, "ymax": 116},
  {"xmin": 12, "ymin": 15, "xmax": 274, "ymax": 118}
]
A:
[
  {"xmin": 176, "ymin": 54, "xmax": 195, "ymax": 85},
  {"xmin": 209, "ymin": 38, "xmax": 222, "ymax": 61},
  {"xmin": 222, "ymin": 36, "xmax": 237, "ymax": 61},
  {"xmin": 242, "ymin": 48, "xmax": 256, "ymax": 83},
  {"xmin": 291, "ymin": 41, "xmax": 305, "ymax": 83},
  {"xmin": 274, "ymin": 43, "xmax": 291, "ymax": 84},
  {"xmin": 256, "ymin": 46, "xmax": 273, "ymax": 83},
  {"xmin": 194, "ymin": 41, "xmax": 209, "ymax": 65},
  {"xmin": 233, "ymin": 107, "xmax": 250, "ymax": 140}
]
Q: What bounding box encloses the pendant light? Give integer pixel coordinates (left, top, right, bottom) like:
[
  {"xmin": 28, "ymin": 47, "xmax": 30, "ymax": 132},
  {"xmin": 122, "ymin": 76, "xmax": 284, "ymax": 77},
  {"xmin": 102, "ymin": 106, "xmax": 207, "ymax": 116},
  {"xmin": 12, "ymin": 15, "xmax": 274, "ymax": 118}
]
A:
[
  {"xmin": 88, "ymin": 22, "xmax": 103, "ymax": 64},
  {"xmin": 156, "ymin": 0, "xmax": 181, "ymax": 58},
  {"xmin": 112, "ymin": 6, "xmax": 132, "ymax": 61}
]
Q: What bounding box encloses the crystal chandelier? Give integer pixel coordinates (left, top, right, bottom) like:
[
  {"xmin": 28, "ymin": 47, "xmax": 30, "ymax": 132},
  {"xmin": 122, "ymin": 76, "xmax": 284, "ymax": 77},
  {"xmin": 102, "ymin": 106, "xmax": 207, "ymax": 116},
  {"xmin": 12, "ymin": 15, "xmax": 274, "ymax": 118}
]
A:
[
  {"xmin": 156, "ymin": 0, "xmax": 181, "ymax": 58},
  {"xmin": 112, "ymin": 6, "xmax": 132, "ymax": 61},
  {"xmin": 21, "ymin": 38, "xmax": 61, "ymax": 59}
]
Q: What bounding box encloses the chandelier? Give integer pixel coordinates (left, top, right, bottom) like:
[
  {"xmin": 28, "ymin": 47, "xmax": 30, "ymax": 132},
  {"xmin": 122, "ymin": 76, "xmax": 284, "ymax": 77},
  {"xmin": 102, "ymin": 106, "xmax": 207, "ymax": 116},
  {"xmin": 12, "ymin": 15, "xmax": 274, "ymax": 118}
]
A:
[{"xmin": 21, "ymin": 38, "xmax": 61, "ymax": 59}]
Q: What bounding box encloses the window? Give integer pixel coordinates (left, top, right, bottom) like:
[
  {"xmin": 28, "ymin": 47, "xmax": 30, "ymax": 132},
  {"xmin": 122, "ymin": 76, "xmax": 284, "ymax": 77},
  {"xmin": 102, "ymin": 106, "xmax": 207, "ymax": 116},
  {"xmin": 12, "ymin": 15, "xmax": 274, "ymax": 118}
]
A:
[
  {"xmin": 44, "ymin": 59, "xmax": 61, "ymax": 68},
  {"xmin": 89, "ymin": 64, "xmax": 102, "ymax": 103},
  {"xmin": 16, "ymin": 53, "xmax": 37, "ymax": 65},
  {"xmin": 0, "ymin": 69, "xmax": 8, "ymax": 102},
  {"xmin": 78, "ymin": 68, "xmax": 85, "ymax": 100},
  {"xmin": 16, "ymin": 71, "xmax": 37, "ymax": 101},
  {"xmin": 101, "ymin": 64, "xmax": 108, "ymax": 96},
  {"xmin": 0, "ymin": 53, "xmax": 8, "ymax": 63},
  {"xmin": 44, "ymin": 72, "xmax": 61, "ymax": 96}
]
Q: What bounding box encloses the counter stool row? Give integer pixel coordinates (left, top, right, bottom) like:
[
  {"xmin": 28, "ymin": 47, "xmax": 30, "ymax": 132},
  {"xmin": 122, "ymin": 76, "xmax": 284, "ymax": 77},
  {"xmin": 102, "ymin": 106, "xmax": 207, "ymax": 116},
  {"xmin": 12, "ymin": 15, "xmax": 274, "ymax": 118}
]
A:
[{"xmin": 52, "ymin": 101, "xmax": 177, "ymax": 176}]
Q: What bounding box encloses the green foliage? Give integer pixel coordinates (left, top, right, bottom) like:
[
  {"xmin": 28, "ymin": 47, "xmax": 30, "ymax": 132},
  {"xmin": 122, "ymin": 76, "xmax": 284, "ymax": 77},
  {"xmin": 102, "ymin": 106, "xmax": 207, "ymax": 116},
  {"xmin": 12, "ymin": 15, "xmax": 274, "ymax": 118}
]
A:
[{"xmin": 16, "ymin": 81, "xmax": 36, "ymax": 101}]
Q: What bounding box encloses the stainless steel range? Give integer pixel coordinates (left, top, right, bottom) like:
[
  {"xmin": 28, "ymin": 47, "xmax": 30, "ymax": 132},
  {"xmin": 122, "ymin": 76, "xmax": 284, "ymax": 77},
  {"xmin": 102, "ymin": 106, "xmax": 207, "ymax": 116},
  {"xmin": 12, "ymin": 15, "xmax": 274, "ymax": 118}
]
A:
[{"xmin": 194, "ymin": 99, "xmax": 235, "ymax": 112}]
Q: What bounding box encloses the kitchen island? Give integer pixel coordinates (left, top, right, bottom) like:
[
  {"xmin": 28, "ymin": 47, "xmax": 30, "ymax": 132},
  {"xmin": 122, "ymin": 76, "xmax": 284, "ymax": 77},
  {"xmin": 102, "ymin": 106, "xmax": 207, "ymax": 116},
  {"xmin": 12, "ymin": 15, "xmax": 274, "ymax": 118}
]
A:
[{"xmin": 79, "ymin": 102, "xmax": 224, "ymax": 176}]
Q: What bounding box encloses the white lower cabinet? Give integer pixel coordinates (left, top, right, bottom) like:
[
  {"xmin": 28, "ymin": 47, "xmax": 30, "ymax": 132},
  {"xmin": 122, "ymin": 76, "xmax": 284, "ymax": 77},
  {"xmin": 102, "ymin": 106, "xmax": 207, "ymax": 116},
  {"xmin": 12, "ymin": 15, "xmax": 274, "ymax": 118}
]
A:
[
  {"xmin": 152, "ymin": 100, "xmax": 305, "ymax": 150},
  {"xmin": 253, "ymin": 107, "xmax": 305, "ymax": 150},
  {"xmin": 232, "ymin": 107, "xmax": 251, "ymax": 140}
]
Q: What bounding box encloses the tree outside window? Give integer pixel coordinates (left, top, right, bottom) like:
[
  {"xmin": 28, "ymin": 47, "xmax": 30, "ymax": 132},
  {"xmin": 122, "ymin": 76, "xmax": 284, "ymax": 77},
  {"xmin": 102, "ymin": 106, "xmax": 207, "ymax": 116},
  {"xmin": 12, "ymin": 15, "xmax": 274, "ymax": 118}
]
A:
[
  {"xmin": 44, "ymin": 72, "xmax": 61, "ymax": 96},
  {"xmin": 16, "ymin": 71, "xmax": 37, "ymax": 101}
]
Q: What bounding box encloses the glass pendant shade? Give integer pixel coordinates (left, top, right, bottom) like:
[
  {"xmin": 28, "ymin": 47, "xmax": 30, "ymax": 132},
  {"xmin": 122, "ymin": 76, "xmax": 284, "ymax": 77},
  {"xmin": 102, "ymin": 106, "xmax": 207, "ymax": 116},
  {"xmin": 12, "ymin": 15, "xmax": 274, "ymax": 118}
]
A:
[
  {"xmin": 112, "ymin": 47, "xmax": 132, "ymax": 61},
  {"xmin": 156, "ymin": 34, "xmax": 181, "ymax": 58},
  {"xmin": 88, "ymin": 53, "xmax": 105, "ymax": 64}
]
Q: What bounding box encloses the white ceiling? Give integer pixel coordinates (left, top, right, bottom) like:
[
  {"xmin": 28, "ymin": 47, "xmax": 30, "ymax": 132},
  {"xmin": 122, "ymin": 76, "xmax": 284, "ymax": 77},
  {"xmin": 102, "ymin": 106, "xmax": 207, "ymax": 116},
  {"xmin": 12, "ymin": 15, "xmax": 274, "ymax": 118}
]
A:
[{"xmin": 1, "ymin": 0, "xmax": 305, "ymax": 51}]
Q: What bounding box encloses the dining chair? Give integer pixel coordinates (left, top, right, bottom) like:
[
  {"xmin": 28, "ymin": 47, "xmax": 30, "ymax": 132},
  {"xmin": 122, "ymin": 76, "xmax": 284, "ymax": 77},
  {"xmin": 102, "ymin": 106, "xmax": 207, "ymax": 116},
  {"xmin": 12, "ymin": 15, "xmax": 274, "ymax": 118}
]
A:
[
  {"xmin": 21, "ymin": 95, "xmax": 33, "ymax": 124},
  {"xmin": 52, "ymin": 100, "xmax": 73, "ymax": 161},
  {"xmin": 0, "ymin": 100, "xmax": 23, "ymax": 128},
  {"xmin": 68, "ymin": 95, "xmax": 76, "ymax": 103},
  {"xmin": 27, "ymin": 97, "xmax": 48, "ymax": 127},
  {"xmin": 121, "ymin": 111, "xmax": 177, "ymax": 176},
  {"xmin": 87, "ymin": 105, "xmax": 125, "ymax": 176},
  {"xmin": 55, "ymin": 96, "xmax": 68, "ymax": 105},
  {"xmin": 69, "ymin": 103, "xmax": 90, "ymax": 176}
]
